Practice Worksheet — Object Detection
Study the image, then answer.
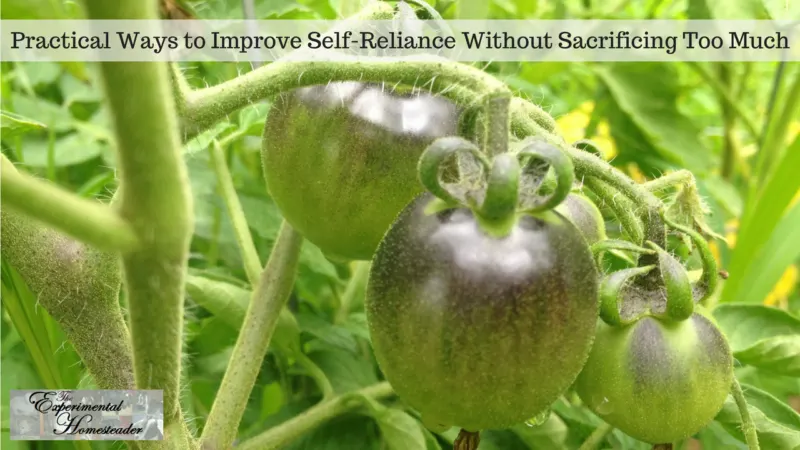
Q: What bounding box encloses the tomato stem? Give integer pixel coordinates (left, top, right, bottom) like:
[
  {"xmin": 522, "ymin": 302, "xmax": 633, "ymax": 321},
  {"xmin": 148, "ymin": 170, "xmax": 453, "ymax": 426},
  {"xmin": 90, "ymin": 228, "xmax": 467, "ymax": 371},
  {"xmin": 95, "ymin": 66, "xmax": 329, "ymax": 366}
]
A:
[
  {"xmin": 209, "ymin": 140, "xmax": 263, "ymax": 285},
  {"xmin": 732, "ymin": 377, "xmax": 761, "ymax": 450},
  {"xmin": 479, "ymin": 153, "xmax": 520, "ymax": 234},
  {"xmin": 236, "ymin": 382, "xmax": 394, "ymax": 450},
  {"xmin": 200, "ymin": 222, "xmax": 303, "ymax": 450},
  {"xmin": 482, "ymin": 91, "xmax": 512, "ymax": 158},
  {"xmin": 577, "ymin": 422, "xmax": 614, "ymax": 450}
]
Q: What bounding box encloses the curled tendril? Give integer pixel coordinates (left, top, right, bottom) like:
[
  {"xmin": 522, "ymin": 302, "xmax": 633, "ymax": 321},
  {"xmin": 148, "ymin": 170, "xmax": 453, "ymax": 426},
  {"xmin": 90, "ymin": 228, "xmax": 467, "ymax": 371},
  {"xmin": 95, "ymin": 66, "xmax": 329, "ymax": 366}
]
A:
[
  {"xmin": 515, "ymin": 137, "xmax": 574, "ymax": 213},
  {"xmin": 418, "ymin": 136, "xmax": 490, "ymax": 207}
]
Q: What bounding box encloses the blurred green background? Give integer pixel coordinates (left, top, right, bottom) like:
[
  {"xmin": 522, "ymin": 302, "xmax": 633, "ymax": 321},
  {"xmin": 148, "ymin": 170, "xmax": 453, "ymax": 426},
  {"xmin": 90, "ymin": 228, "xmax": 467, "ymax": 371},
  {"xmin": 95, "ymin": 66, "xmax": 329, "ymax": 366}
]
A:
[{"xmin": 1, "ymin": 0, "xmax": 799, "ymax": 449}]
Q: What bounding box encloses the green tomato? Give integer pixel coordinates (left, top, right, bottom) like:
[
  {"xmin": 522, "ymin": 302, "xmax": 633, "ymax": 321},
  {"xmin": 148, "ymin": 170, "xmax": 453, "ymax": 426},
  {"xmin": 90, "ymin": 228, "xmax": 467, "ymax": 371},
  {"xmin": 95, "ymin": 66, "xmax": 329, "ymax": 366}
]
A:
[
  {"xmin": 555, "ymin": 193, "xmax": 606, "ymax": 245},
  {"xmin": 262, "ymin": 82, "xmax": 459, "ymax": 261},
  {"xmin": 366, "ymin": 194, "xmax": 599, "ymax": 432},
  {"xmin": 575, "ymin": 309, "xmax": 733, "ymax": 444}
]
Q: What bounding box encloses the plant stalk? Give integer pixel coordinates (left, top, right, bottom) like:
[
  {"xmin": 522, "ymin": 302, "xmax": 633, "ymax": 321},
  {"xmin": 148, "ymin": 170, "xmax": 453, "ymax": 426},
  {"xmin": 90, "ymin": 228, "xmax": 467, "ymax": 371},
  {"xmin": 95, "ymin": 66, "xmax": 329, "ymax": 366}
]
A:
[
  {"xmin": 236, "ymin": 382, "xmax": 394, "ymax": 450},
  {"xmin": 578, "ymin": 423, "xmax": 613, "ymax": 450},
  {"xmin": 81, "ymin": 1, "xmax": 194, "ymax": 446},
  {"xmin": 209, "ymin": 140, "xmax": 262, "ymax": 285},
  {"xmin": 732, "ymin": 378, "xmax": 760, "ymax": 450},
  {"xmin": 200, "ymin": 222, "xmax": 303, "ymax": 450}
]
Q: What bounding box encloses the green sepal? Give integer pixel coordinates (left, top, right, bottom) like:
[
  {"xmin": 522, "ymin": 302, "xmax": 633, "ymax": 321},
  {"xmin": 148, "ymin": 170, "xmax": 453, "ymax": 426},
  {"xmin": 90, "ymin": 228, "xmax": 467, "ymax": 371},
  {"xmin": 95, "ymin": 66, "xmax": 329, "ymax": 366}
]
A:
[
  {"xmin": 599, "ymin": 265, "xmax": 655, "ymax": 326},
  {"xmin": 647, "ymin": 242, "xmax": 694, "ymax": 321},
  {"xmin": 514, "ymin": 137, "xmax": 574, "ymax": 213}
]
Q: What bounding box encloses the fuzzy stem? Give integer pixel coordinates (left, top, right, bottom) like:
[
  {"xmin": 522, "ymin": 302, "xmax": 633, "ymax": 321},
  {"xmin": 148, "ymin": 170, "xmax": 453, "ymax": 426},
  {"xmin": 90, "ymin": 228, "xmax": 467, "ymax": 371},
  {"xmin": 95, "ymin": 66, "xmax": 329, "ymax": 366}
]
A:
[
  {"xmin": 482, "ymin": 92, "xmax": 511, "ymax": 157},
  {"xmin": 335, "ymin": 261, "xmax": 370, "ymax": 325},
  {"xmin": 81, "ymin": 0, "xmax": 193, "ymax": 442},
  {"xmin": 236, "ymin": 382, "xmax": 394, "ymax": 450},
  {"xmin": 643, "ymin": 170, "xmax": 694, "ymax": 193},
  {"xmin": 584, "ymin": 177, "xmax": 644, "ymax": 245},
  {"xmin": 0, "ymin": 162, "xmax": 138, "ymax": 252},
  {"xmin": 209, "ymin": 140, "xmax": 262, "ymax": 285},
  {"xmin": 181, "ymin": 56, "xmax": 509, "ymax": 138},
  {"xmin": 732, "ymin": 378, "xmax": 760, "ymax": 450},
  {"xmin": 577, "ymin": 423, "xmax": 613, "ymax": 450},
  {"xmin": 200, "ymin": 222, "xmax": 303, "ymax": 450}
]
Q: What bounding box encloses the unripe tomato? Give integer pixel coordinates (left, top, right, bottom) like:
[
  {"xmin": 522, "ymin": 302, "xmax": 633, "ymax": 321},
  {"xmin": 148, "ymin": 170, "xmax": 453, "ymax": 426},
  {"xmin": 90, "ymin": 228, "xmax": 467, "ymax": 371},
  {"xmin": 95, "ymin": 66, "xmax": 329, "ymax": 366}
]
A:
[
  {"xmin": 575, "ymin": 310, "xmax": 733, "ymax": 444},
  {"xmin": 367, "ymin": 194, "xmax": 599, "ymax": 432},
  {"xmin": 262, "ymin": 82, "xmax": 459, "ymax": 261},
  {"xmin": 555, "ymin": 193, "xmax": 606, "ymax": 245}
]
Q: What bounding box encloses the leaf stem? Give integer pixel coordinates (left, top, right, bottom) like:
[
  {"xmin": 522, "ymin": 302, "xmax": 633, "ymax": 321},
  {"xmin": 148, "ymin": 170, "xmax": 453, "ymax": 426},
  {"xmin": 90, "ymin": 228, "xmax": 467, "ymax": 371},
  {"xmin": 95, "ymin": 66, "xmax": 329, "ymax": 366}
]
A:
[
  {"xmin": 731, "ymin": 378, "xmax": 760, "ymax": 450},
  {"xmin": 0, "ymin": 161, "xmax": 138, "ymax": 253},
  {"xmin": 209, "ymin": 140, "xmax": 262, "ymax": 285},
  {"xmin": 577, "ymin": 422, "xmax": 613, "ymax": 450},
  {"xmin": 236, "ymin": 382, "xmax": 394, "ymax": 450},
  {"xmin": 200, "ymin": 222, "xmax": 303, "ymax": 450}
]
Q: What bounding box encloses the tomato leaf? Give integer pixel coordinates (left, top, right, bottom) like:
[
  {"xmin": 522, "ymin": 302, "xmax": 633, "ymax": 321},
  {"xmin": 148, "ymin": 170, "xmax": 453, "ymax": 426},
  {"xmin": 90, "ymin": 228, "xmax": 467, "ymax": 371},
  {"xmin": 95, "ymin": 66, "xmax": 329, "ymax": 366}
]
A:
[
  {"xmin": 593, "ymin": 63, "xmax": 713, "ymax": 173},
  {"xmin": 0, "ymin": 110, "xmax": 46, "ymax": 140},
  {"xmin": 713, "ymin": 304, "xmax": 800, "ymax": 353},
  {"xmin": 735, "ymin": 335, "xmax": 800, "ymax": 377},
  {"xmin": 714, "ymin": 384, "xmax": 800, "ymax": 448},
  {"xmin": 374, "ymin": 408, "xmax": 427, "ymax": 450}
]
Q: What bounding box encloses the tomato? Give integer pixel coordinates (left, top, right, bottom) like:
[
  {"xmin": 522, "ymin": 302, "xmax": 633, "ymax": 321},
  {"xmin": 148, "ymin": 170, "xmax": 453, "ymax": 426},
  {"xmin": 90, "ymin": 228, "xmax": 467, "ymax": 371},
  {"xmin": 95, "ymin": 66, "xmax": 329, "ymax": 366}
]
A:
[
  {"xmin": 555, "ymin": 193, "xmax": 606, "ymax": 245},
  {"xmin": 575, "ymin": 309, "xmax": 733, "ymax": 444},
  {"xmin": 262, "ymin": 82, "xmax": 459, "ymax": 261},
  {"xmin": 366, "ymin": 193, "xmax": 599, "ymax": 432}
]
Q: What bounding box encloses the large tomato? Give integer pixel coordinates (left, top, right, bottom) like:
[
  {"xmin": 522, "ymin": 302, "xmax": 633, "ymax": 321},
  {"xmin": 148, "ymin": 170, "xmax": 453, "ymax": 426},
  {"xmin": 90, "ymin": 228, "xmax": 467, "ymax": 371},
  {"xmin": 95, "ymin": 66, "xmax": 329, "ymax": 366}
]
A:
[
  {"xmin": 262, "ymin": 82, "xmax": 459, "ymax": 261},
  {"xmin": 366, "ymin": 193, "xmax": 599, "ymax": 432}
]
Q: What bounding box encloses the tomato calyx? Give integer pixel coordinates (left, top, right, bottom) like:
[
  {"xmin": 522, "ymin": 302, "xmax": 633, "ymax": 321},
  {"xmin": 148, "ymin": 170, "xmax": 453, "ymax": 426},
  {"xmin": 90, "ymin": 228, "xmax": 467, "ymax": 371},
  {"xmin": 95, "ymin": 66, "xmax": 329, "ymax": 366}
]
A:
[
  {"xmin": 595, "ymin": 210, "xmax": 720, "ymax": 326},
  {"xmin": 417, "ymin": 135, "xmax": 574, "ymax": 237}
]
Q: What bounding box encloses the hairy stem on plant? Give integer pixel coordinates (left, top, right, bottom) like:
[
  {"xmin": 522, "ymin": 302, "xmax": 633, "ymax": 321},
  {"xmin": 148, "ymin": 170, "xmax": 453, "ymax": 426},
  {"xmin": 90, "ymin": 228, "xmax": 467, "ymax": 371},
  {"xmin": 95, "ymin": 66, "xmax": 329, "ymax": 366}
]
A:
[
  {"xmin": 200, "ymin": 222, "xmax": 303, "ymax": 450},
  {"xmin": 642, "ymin": 169, "xmax": 694, "ymax": 193},
  {"xmin": 81, "ymin": 0, "xmax": 194, "ymax": 446},
  {"xmin": 577, "ymin": 422, "xmax": 614, "ymax": 450},
  {"xmin": 209, "ymin": 140, "xmax": 262, "ymax": 285},
  {"xmin": 732, "ymin": 378, "xmax": 760, "ymax": 450},
  {"xmin": 584, "ymin": 177, "xmax": 644, "ymax": 245},
  {"xmin": 236, "ymin": 382, "xmax": 394, "ymax": 450},
  {"xmin": 0, "ymin": 160, "xmax": 138, "ymax": 253},
  {"xmin": 335, "ymin": 261, "xmax": 371, "ymax": 325}
]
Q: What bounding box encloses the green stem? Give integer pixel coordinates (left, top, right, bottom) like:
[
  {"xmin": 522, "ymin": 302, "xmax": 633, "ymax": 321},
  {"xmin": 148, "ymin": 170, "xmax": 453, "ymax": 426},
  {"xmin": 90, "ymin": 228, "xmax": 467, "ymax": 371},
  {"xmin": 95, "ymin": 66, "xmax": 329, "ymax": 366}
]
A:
[
  {"xmin": 82, "ymin": 1, "xmax": 193, "ymax": 444},
  {"xmin": 209, "ymin": 140, "xmax": 262, "ymax": 285},
  {"xmin": 200, "ymin": 222, "xmax": 303, "ymax": 450},
  {"xmin": 181, "ymin": 57, "xmax": 509, "ymax": 138},
  {"xmin": 642, "ymin": 170, "xmax": 694, "ymax": 193},
  {"xmin": 577, "ymin": 423, "xmax": 613, "ymax": 450},
  {"xmin": 335, "ymin": 261, "xmax": 370, "ymax": 325},
  {"xmin": 584, "ymin": 177, "xmax": 644, "ymax": 245},
  {"xmin": 236, "ymin": 382, "xmax": 394, "ymax": 450},
  {"xmin": 0, "ymin": 161, "xmax": 138, "ymax": 253},
  {"xmin": 686, "ymin": 61, "xmax": 760, "ymax": 140},
  {"xmin": 295, "ymin": 353, "xmax": 335, "ymax": 400},
  {"xmin": 732, "ymin": 378, "xmax": 760, "ymax": 450},
  {"xmin": 482, "ymin": 92, "xmax": 511, "ymax": 157}
]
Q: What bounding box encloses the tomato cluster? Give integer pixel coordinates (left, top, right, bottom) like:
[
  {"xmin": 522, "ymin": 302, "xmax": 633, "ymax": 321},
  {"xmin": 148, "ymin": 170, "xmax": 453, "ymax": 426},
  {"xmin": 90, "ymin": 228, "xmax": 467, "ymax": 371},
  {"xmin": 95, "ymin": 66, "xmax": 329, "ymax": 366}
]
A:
[{"xmin": 262, "ymin": 85, "xmax": 734, "ymax": 447}]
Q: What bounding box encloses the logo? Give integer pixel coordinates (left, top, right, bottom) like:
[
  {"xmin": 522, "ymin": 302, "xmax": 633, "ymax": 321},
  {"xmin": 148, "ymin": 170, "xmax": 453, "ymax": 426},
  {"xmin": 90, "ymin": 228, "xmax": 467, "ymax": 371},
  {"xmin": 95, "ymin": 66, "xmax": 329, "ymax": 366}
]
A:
[{"xmin": 10, "ymin": 390, "xmax": 163, "ymax": 441}]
